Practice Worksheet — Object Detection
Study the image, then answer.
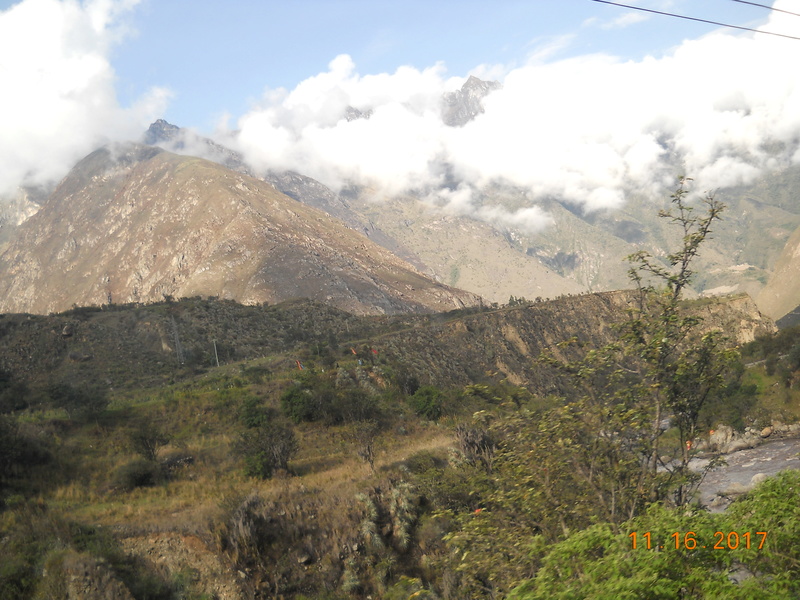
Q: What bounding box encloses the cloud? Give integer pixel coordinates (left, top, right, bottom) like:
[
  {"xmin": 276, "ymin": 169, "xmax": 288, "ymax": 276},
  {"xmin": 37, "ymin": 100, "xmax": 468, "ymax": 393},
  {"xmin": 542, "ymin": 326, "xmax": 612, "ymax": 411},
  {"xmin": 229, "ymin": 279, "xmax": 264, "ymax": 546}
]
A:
[
  {"xmin": 601, "ymin": 12, "xmax": 650, "ymax": 30},
  {"xmin": 230, "ymin": 1, "xmax": 800, "ymax": 233},
  {"xmin": 0, "ymin": 0, "xmax": 169, "ymax": 197}
]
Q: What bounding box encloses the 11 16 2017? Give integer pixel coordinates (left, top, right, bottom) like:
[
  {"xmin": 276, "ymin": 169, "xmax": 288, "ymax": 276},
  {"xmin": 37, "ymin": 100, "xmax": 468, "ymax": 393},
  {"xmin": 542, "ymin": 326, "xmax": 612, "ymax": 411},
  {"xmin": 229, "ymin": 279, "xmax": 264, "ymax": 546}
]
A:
[{"xmin": 629, "ymin": 531, "xmax": 768, "ymax": 550}]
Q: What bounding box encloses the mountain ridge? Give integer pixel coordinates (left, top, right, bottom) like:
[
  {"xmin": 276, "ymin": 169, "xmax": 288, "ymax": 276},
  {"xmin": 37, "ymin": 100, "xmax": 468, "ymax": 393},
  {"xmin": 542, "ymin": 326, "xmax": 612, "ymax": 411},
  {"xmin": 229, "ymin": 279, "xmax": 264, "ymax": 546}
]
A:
[{"xmin": 0, "ymin": 144, "xmax": 479, "ymax": 316}]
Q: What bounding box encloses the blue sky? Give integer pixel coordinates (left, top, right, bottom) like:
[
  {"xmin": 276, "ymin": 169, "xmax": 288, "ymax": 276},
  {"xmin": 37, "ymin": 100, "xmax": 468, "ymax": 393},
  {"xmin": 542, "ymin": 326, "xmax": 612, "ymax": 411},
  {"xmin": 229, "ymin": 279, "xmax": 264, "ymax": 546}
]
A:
[
  {"xmin": 107, "ymin": 0, "xmax": 771, "ymax": 130},
  {"xmin": 1, "ymin": 0, "xmax": 798, "ymax": 223}
]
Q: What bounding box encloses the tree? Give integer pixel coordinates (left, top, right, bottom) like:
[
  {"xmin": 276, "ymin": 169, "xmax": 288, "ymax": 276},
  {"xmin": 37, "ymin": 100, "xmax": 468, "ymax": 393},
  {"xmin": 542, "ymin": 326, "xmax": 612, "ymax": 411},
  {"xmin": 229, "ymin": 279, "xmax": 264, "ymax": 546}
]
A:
[
  {"xmin": 538, "ymin": 178, "xmax": 735, "ymax": 514},
  {"xmin": 623, "ymin": 178, "xmax": 734, "ymax": 503},
  {"xmin": 235, "ymin": 421, "xmax": 299, "ymax": 479},
  {"xmin": 410, "ymin": 386, "xmax": 443, "ymax": 421},
  {"xmin": 350, "ymin": 419, "xmax": 380, "ymax": 472},
  {"xmin": 129, "ymin": 424, "xmax": 170, "ymax": 462}
]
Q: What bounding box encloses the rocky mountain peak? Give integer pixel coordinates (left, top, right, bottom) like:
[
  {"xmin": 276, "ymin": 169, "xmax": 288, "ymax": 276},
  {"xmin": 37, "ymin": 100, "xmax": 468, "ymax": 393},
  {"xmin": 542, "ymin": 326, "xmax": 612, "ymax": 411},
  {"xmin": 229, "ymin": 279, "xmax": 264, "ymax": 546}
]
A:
[
  {"xmin": 442, "ymin": 75, "xmax": 502, "ymax": 127},
  {"xmin": 144, "ymin": 119, "xmax": 181, "ymax": 145},
  {"xmin": 344, "ymin": 106, "xmax": 373, "ymax": 122}
]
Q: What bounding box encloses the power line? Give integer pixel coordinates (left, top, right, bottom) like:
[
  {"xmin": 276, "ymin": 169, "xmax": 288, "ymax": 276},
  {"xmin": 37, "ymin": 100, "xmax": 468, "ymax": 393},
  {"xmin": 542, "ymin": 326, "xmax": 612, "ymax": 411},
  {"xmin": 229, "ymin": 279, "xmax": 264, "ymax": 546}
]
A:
[
  {"xmin": 590, "ymin": 0, "xmax": 800, "ymax": 40},
  {"xmin": 730, "ymin": 0, "xmax": 800, "ymax": 18}
]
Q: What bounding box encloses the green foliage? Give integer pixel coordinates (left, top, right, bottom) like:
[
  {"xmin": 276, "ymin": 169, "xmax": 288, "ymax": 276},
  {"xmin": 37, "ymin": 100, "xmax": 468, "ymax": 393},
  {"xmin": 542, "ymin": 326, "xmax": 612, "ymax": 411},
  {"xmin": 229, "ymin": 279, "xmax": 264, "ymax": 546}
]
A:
[
  {"xmin": 508, "ymin": 505, "xmax": 731, "ymax": 600},
  {"xmin": 403, "ymin": 450, "xmax": 447, "ymax": 475},
  {"xmin": 129, "ymin": 424, "xmax": 170, "ymax": 462},
  {"xmin": 281, "ymin": 373, "xmax": 380, "ymax": 425},
  {"xmin": 699, "ymin": 377, "xmax": 758, "ymax": 431},
  {"xmin": 112, "ymin": 458, "xmax": 163, "ymax": 490},
  {"xmin": 724, "ymin": 469, "xmax": 800, "ymax": 583},
  {"xmin": 0, "ymin": 369, "xmax": 28, "ymax": 414},
  {"xmin": 742, "ymin": 324, "xmax": 800, "ymax": 361},
  {"xmin": 383, "ymin": 576, "xmax": 438, "ymax": 600},
  {"xmin": 410, "ymin": 386, "xmax": 443, "ymax": 421},
  {"xmin": 235, "ymin": 421, "xmax": 298, "ymax": 479},
  {"xmin": 539, "ymin": 179, "xmax": 736, "ymax": 509},
  {"xmin": 238, "ymin": 395, "xmax": 275, "ymax": 428},
  {"xmin": 0, "ymin": 417, "xmax": 50, "ymax": 493},
  {"xmin": 0, "ymin": 503, "xmax": 175, "ymax": 600},
  {"xmin": 281, "ymin": 382, "xmax": 329, "ymax": 423},
  {"xmin": 45, "ymin": 383, "xmax": 108, "ymax": 421},
  {"xmin": 510, "ymin": 472, "xmax": 800, "ymax": 599}
]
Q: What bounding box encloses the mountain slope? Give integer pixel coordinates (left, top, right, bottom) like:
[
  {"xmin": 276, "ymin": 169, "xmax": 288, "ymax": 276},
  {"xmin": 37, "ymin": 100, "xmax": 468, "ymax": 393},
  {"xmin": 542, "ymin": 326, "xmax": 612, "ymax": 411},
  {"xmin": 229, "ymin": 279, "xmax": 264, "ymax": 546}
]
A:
[
  {"xmin": 757, "ymin": 222, "xmax": 800, "ymax": 320},
  {"xmin": 0, "ymin": 292, "xmax": 774, "ymax": 395},
  {"xmin": 136, "ymin": 117, "xmax": 800, "ymax": 309},
  {"xmin": 0, "ymin": 144, "xmax": 479, "ymax": 315}
]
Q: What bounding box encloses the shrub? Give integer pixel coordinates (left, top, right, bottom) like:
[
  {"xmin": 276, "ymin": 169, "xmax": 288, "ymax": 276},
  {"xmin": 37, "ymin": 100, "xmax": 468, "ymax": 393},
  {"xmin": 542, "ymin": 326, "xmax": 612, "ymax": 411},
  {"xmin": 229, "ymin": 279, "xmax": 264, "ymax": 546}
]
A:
[
  {"xmin": 403, "ymin": 450, "xmax": 447, "ymax": 474},
  {"xmin": 129, "ymin": 425, "xmax": 170, "ymax": 462},
  {"xmin": 455, "ymin": 423, "xmax": 496, "ymax": 473},
  {"xmin": 46, "ymin": 383, "xmax": 108, "ymax": 421},
  {"xmin": 239, "ymin": 396, "xmax": 275, "ymax": 428},
  {"xmin": 112, "ymin": 458, "xmax": 163, "ymax": 490},
  {"xmin": 410, "ymin": 386, "xmax": 443, "ymax": 421},
  {"xmin": 281, "ymin": 384, "xmax": 326, "ymax": 423},
  {"xmin": 235, "ymin": 422, "xmax": 298, "ymax": 479},
  {"xmin": 0, "ymin": 417, "xmax": 50, "ymax": 490},
  {"xmin": 281, "ymin": 382, "xmax": 379, "ymax": 425}
]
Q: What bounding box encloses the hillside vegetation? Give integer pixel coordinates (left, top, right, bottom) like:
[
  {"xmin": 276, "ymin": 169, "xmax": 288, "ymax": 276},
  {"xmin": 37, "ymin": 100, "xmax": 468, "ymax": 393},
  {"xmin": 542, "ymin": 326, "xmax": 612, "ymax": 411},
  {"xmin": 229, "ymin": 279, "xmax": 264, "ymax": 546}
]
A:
[{"xmin": 3, "ymin": 184, "xmax": 800, "ymax": 599}]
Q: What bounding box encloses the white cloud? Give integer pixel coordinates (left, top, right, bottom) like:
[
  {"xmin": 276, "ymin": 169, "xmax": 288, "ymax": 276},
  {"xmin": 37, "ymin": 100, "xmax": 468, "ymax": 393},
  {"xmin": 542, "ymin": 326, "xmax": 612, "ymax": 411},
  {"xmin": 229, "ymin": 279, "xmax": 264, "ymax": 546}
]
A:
[
  {"xmin": 601, "ymin": 11, "xmax": 650, "ymax": 30},
  {"xmin": 0, "ymin": 0, "xmax": 169, "ymax": 197},
  {"xmin": 230, "ymin": 1, "xmax": 800, "ymax": 233}
]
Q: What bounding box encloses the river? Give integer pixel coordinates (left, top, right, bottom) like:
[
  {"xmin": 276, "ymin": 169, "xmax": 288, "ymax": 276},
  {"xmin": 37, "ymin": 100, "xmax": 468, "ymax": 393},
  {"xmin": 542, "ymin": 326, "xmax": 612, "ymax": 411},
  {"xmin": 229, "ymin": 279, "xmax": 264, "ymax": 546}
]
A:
[{"xmin": 694, "ymin": 438, "xmax": 800, "ymax": 512}]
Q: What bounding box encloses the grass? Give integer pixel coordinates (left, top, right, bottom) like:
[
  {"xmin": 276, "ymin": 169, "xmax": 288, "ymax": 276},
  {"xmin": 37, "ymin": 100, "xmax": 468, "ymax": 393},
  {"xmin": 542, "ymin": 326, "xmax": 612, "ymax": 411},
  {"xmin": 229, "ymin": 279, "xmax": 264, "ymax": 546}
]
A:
[
  {"xmin": 2, "ymin": 295, "xmax": 795, "ymax": 597},
  {"xmin": 9, "ymin": 357, "xmax": 461, "ymax": 549},
  {"xmin": 743, "ymin": 366, "xmax": 800, "ymax": 422}
]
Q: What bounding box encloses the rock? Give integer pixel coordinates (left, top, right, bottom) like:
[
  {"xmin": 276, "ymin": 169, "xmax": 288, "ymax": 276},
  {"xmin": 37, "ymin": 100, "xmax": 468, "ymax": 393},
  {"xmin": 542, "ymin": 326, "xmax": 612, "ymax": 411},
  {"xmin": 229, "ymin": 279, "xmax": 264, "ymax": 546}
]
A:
[
  {"xmin": 726, "ymin": 435, "xmax": 759, "ymax": 453},
  {"xmin": 750, "ymin": 473, "xmax": 769, "ymax": 486},
  {"xmin": 297, "ymin": 554, "xmax": 313, "ymax": 565},
  {"xmin": 708, "ymin": 495, "xmax": 729, "ymax": 509},
  {"xmin": 721, "ymin": 482, "xmax": 750, "ymax": 496},
  {"xmin": 709, "ymin": 425, "xmax": 734, "ymax": 451},
  {"xmin": 760, "ymin": 426, "xmax": 773, "ymax": 438},
  {"xmin": 786, "ymin": 423, "xmax": 800, "ymax": 436}
]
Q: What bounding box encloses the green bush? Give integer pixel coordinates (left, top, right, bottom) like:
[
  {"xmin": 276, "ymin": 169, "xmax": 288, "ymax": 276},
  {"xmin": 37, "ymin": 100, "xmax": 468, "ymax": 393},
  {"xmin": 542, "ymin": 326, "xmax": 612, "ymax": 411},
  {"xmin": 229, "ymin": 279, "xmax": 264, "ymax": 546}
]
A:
[
  {"xmin": 410, "ymin": 386, "xmax": 443, "ymax": 420},
  {"xmin": 235, "ymin": 422, "xmax": 298, "ymax": 479},
  {"xmin": 239, "ymin": 396, "xmax": 275, "ymax": 428},
  {"xmin": 403, "ymin": 450, "xmax": 447, "ymax": 474},
  {"xmin": 112, "ymin": 458, "xmax": 163, "ymax": 490},
  {"xmin": 46, "ymin": 383, "xmax": 108, "ymax": 421},
  {"xmin": 281, "ymin": 382, "xmax": 379, "ymax": 425},
  {"xmin": 129, "ymin": 425, "xmax": 170, "ymax": 462},
  {"xmin": 0, "ymin": 417, "xmax": 51, "ymax": 491},
  {"xmin": 281, "ymin": 384, "xmax": 326, "ymax": 423}
]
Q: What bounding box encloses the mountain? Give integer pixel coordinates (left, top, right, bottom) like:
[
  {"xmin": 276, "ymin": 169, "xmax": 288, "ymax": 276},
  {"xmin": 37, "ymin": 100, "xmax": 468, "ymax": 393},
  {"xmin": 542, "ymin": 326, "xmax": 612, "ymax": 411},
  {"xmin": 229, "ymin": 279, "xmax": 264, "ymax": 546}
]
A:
[
  {"xmin": 0, "ymin": 185, "xmax": 49, "ymax": 253},
  {"xmin": 0, "ymin": 144, "xmax": 478, "ymax": 316},
  {"xmin": 143, "ymin": 120, "xmax": 433, "ymax": 275},
  {"xmin": 758, "ymin": 222, "xmax": 800, "ymax": 321},
  {"xmin": 139, "ymin": 117, "xmax": 587, "ymax": 302},
  {"xmin": 136, "ymin": 116, "xmax": 800, "ymax": 312},
  {"xmin": 5, "ymin": 95, "xmax": 799, "ymax": 317},
  {"xmin": 442, "ymin": 75, "xmax": 502, "ymax": 126}
]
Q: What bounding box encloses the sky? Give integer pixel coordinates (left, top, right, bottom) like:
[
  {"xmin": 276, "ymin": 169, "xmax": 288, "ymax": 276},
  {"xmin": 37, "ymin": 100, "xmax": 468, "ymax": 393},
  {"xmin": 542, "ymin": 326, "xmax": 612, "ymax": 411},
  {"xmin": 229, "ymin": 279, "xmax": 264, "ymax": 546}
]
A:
[{"xmin": 1, "ymin": 0, "xmax": 800, "ymax": 230}]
